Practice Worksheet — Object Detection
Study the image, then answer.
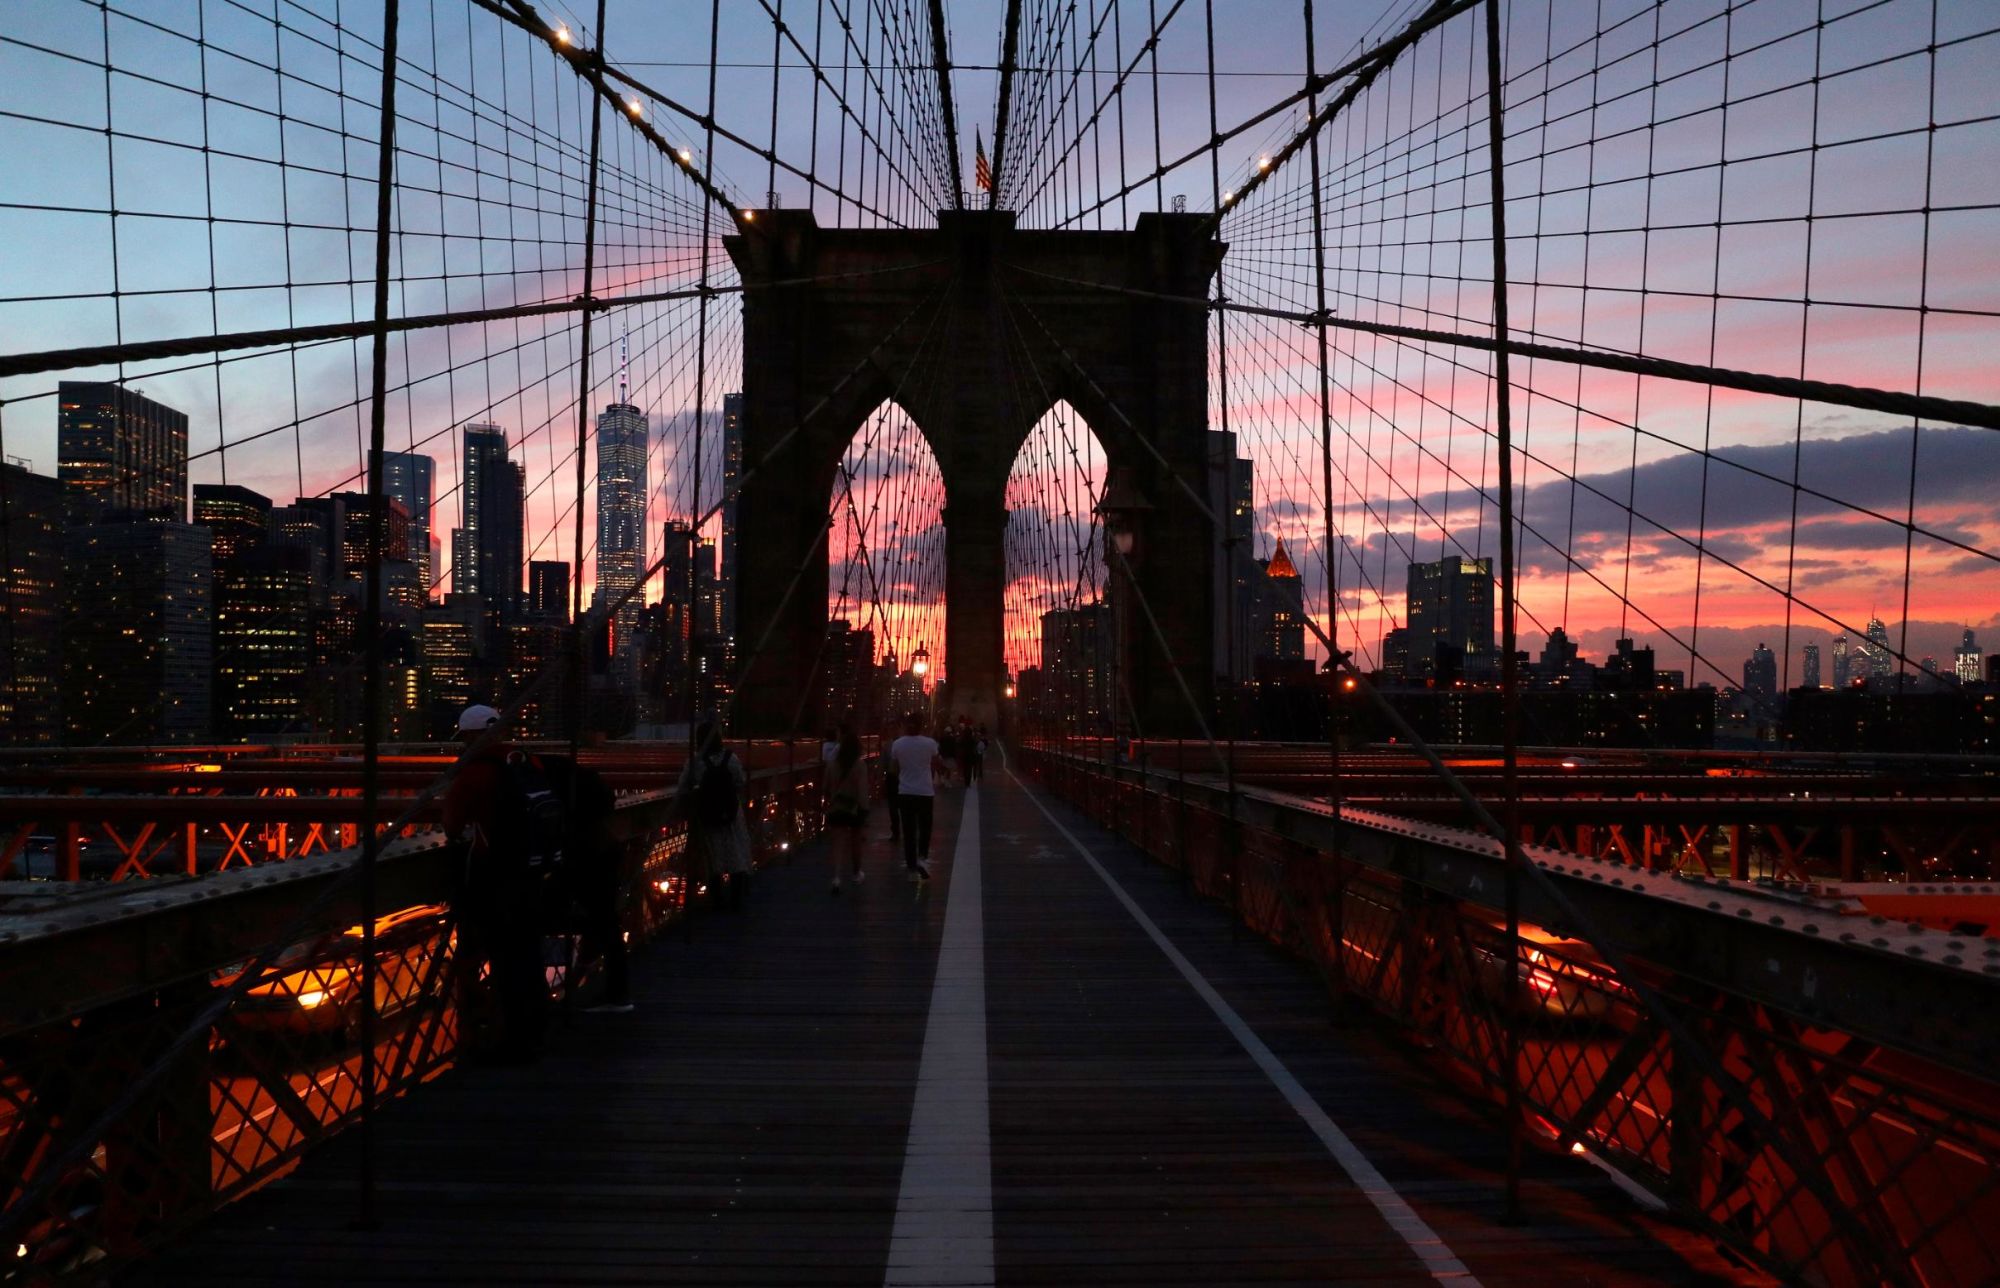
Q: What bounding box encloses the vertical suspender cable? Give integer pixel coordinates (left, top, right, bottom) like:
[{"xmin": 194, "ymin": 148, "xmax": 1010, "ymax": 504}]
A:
[
  {"xmin": 689, "ymin": 0, "xmax": 722, "ymax": 748},
  {"xmin": 354, "ymin": 0, "xmax": 403, "ymax": 1232},
  {"xmin": 1481, "ymin": 0, "xmax": 1526, "ymax": 1222},
  {"xmin": 571, "ymin": 0, "xmax": 610, "ymax": 762},
  {"xmin": 1300, "ymin": 0, "xmax": 1346, "ymax": 1009}
]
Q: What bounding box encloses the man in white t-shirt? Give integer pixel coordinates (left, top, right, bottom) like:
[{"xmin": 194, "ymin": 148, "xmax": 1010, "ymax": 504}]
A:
[{"xmin": 887, "ymin": 712, "xmax": 948, "ymax": 879}]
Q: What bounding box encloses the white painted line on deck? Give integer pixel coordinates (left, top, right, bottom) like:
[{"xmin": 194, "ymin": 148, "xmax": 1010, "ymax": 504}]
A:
[
  {"xmin": 1009, "ymin": 769, "xmax": 1481, "ymax": 1285},
  {"xmin": 885, "ymin": 784, "xmax": 993, "ymax": 1287}
]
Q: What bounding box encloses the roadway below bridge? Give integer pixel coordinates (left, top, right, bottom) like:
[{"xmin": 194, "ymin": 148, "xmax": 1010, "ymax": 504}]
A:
[{"xmin": 133, "ymin": 762, "xmax": 1740, "ymax": 1286}]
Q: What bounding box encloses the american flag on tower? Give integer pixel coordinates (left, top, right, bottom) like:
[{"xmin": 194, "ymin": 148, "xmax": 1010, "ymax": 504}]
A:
[{"xmin": 974, "ymin": 130, "xmax": 992, "ymax": 193}]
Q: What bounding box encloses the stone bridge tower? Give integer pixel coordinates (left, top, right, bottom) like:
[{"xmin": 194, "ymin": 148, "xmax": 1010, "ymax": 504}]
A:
[{"xmin": 724, "ymin": 209, "xmax": 1223, "ymax": 736}]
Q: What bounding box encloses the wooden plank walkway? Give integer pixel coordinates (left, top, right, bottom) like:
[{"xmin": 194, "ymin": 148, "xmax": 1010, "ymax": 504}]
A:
[{"xmin": 134, "ymin": 760, "xmax": 1750, "ymax": 1285}]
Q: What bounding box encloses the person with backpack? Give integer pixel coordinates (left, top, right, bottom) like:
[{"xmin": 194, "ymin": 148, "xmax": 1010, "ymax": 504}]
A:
[
  {"xmin": 821, "ymin": 719, "xmax": 869, "ymax": 894},
  {"xmin": 443, "ymin": 703, "xmax": 558, "ymax": 1061},
  {"xmin": 677, "ymin": 718, "xmax": 751, "ymax": 909},
  {"xmin": 888, "ymin": 712, "xmax": 949, "ymax": 880}
]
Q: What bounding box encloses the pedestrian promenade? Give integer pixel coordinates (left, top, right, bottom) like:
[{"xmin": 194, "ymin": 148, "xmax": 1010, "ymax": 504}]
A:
[{"xmin": 136, "ymin": 763, "xmax": 1744, "ymax": 1285}]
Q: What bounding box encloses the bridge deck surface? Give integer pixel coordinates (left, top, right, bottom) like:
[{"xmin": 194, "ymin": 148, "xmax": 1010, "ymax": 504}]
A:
[{"xmin": 135, "ymin": 761, "xmax": 1742, "ymax": 1285}]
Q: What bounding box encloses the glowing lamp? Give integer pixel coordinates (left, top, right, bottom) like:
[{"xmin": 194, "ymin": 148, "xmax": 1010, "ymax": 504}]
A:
[
  {"xmin": 679, "ymin": 147, "xmax": 693, "ymax": 162},
  {"xmin": 1095, "ymin": 468, "xmax": 1153, "ymax": 562},
  {"xmin": 742, "ymin": 209, "xmax": 756, "ymax": 221},
  {"xmin": 627, "ymin": 98, "xmax": 643, "ymax": 116},
  {"xmin": 911, "ymin": 647, "xmax": 931, "ymax": 679},
  {"xmin": 1256, "ymin": 155, "xmax": 1270, "ymax": 170},
  {"xmin": 1004, "ymin": 683, "xmax": 1016, "ymax": 699},
  {"xmin": 555, "ymin": 24, "xmax": 571, "ymax": 44}
]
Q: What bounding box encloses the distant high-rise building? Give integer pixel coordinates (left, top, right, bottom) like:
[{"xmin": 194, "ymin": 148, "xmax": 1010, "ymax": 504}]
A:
[
  {"xmin": 720, "ymin": 392, "xmax": 744, "ymax": 640},
  {"xmin": 658, "ymin": 520, "xmax": 698, "ymax": 720},
  {"xmin": 381, "ymin": 451, "xmax": 436, "ymax": 595},
  {"xmin": 1206, "ymin": 430, "xmax": 1257, "ymax": 683},
  {"xmin": 421, "ymin": 594, "xmax": 491, "ymax": 736},
  {"xmin": 1538, "ymin": 627, "xmax": 1581, "ymax": 681},
  {"xmin": 822, "ymin": 619, "xmax": 875, "ymax": 726},
  {"xmin": 1380, "ymin": 626, "xmax": 1411, "ymax": 683},
  {"xmin": 270, "ymin": 498, "xmax": 341, "ymax": 605},
  {"xmin": 1801, "ymin": 642, "xmax": 1822, "ymax": 690},
  {"xmin": 1604, "ymin": 637, "xmax": 1657, "ymax": 690},
  {"xmin": 528, "ymin": 560, "xmax": 571, "ymax": 623},
  {"xmin": 330, "ymin": 491, "xmax": 411, "ymax": 580},
  {"xmin": 451, "ymin": 425, "xmax": 523, "ymax": 616},
  {"xmin": 1956, "ymin": 629, "xmax": 1983, "ymax": 685},
  {"xmin": 1041, "ymin": 603, "xmax": 1111, "ymax": 733},
  {"xmin": 1405, "ymin": 554, "xmax": 1495, "ymax": 681},
  {"xmin": 1258, "ymin": 540, "xmax": 1307, "ymax": 664},
  {"xmin": 696, "ymin": 537, "xmax": 723, "ymax": 638},
  {"xmin": 62, "ymin": 520, "xmax": 212, "ymax": 742},
  {"xmin": 1743, "ymin": 642, "xmax": 1777, "ymax": 702},
  {"xmin": 593, "ymin": 398, "xmax": 648, "ymax": 676},
  {"xmin": 1863, "ymin": 616, "xmax": 1894, "ymax": 681},
  {"xmin": 213, "ymin": 545, "xmax": 312, "ymax": 737},
  {"xmin": 193, "ymin": 484, "xmax": 272, "ymax": 563},
  {"xmin": 0, "ymin": 464, "xmax": 65, "ymax": 744},
  {"xmin": 57, "ymin": 382, "xmax": 188, "ymax": 523},
  {"xmin": 1832, "ymin": 633, "xmax": 1852, "ymax": 688}
]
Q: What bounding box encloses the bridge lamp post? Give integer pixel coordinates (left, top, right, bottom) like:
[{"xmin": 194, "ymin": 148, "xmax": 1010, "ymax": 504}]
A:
[
  {"xmin": 1096, "ymin": 470, "xmax": 1152, "ymax": 753},
  {"xmin": 911, "ymin": 647, "xmax": 934, "ymax": 726}
]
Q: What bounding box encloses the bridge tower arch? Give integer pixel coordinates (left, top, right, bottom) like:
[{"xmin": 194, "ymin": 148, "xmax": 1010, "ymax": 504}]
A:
[{"xmin": 726, "ymin": 209, "xmax": 1223, "ymax": 736}]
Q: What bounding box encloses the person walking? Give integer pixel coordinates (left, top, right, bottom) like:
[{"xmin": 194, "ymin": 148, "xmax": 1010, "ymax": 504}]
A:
[
  {"xmin": 967, "ymin": 724, "xmax": 987, "ymax": 783},
  {"xmin": 443, "ymin": 704, "xmax": 554, "ymax": 1062},
  {"xmin": 677, "ymin": 719, "xmax": 752, "ymax": 910},
  {"xmin": 821, "ymin": 719, "xmax": 869, "ymax": 894},
  {"xmin": 540, "ymin": 746, "xmax": 631, "ymax": 1014},
  {"xmin": 888, "ymin": 712, "xmax": 948, "ymax": 880}
]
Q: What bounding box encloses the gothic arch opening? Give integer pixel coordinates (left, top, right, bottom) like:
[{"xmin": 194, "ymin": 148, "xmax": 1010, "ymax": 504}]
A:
[
  {"xmin": 822, "ymin": 399, "xmax": 945, "ymax": 733},
  {"xmin": 1003, "ymin": 402, "xmax": 1110, "ymax": 734}
]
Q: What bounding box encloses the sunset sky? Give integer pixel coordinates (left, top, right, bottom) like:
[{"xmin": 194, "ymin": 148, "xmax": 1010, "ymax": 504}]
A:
[{"xmin": 2, "ymin": 0, "xmax": 1993, "ymax": 692}]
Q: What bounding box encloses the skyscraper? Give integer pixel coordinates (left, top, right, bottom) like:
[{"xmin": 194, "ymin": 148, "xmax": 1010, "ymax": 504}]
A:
[
  {"xmin": 1832, "ymin": 634, "xmax": 1852, "ymax": 688},
  {"xmin": 1742, "ymin": 642, "xmax": 1777, "ymax": 702},
  {"xmin": 193, "ymin": 483, "xmax": 272, "ymax": 563},
  {"xmin": 57, "ymin": 382, "xmax": 188, "ymax": 523},
  {"xmin": 63, "ymin": 520, "xmax": 212, "ymax": 742},
  {"xmin": 1956, "ymin": 629, "xmax": 1983, "ymax": 685},
  {"xmin": 452, "ymin": 424, "xmax": 524, "ymax": 616},
  {"xmin": 1041, "ymin": 603, "xmax": 1111, "ymax": 733},
  {"xmin": 1, "ymin": 464, "xmax": 65, "ymax": 744},
  {"xmin": 528, "ymin": 560, "xmax": 571, "ymax": 623},
  {"xmin": 381, "ymin": 451, "xmax": 436, "ymax": 596},
  {"xmin": 720, "ymin": 392, "xmax": 744, "ymax": 640},
  {"xmin": 593, "ymin": 395, "xmax": 648, "ymax": 675},
  {"xmin": 1405, "ymin": 555, "xmax": 1495, "ymax": 681},
  {"xmin": 1259, "ymin": 540, "xmax": 1307, "ymax": 663},
  {"xmin": 213, "ymin": 545, "xmax": 312, "ymax": 737},
  {"xmin": 1801, "ymin": 642, "xmax": 1821, "ymax": 690},
  {"xmin": 1863, "ymin": 616, "xmax": 1893, "ymax": 681}
]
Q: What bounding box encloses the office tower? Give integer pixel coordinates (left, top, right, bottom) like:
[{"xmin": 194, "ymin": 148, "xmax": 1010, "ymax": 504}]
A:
[
  {"xmin": 270, "ymin": 499, "xmax": 340, "ymax": 605},
  {"xmin": 57, "ymin": 381, "xmax": 188, "ymax": 523},
  {"xmin": 421, "ymin": 594, "xmax": 491, "ymax": 736},
  {"xmin": 329, "ymin": 491, "xmax": 410, "ymax": 578},
  {"xmin": 452, "ymin": 424, "xmax": 524, "ymax": 616},
  {"xmin": 1041, "ymin": 603, "xmax": 1111, "ymax": 733},
  {"xmin": 503, "ymin": 620, "xmax": 568, "ymax": 738},
  {"xmin": 1380, "ymin": 626, "xmax": 1411, "ymax": 683},
  {"xmin": 1957, "ymin": 629, "xmax": 1983, "ymax": 685},
  {"xmin": 1604, "ymin": 637, "xmax": 1657, "ymax": 690},
  {"xmin": 594, "ymin": 396, "xmax": 648, "ymax": 677},
  {"xmin": 213, "ymin": 545, "xmax": 312, "ymax": 737},
  {"xmin": 528, "ymin": 560, "xmax": 571, "ymax": 623},
  {"xmin": 1538, "ymin": 627, "xmax": 1581, "ymax": 682},
  {"xmin": 1832, "ymin": 634, "xmax": 1852, "ymax": 688},
  {"xmin": 1405, "ymin": 555, "xmax": 1495, "ymax": 681},
  {"xmin": 1742, "ymin": 642, "xmax": 1777, "ymax": 702},
  {"xmin": 658, "ymin": 520, "xmax": 697, "ymax": 719},
  {"xmin": 822, "ymin": 619, "xmax": 876, "ymax": 726},
  {"xmin": 193, "ymin": 484, "xmax": 272, "ymax": 563},
  {"xmin": 62, "ymin": 520, "xmax": 212, "ymax": 742},
  {"xmin": 0, "ymin": 464, "xmax": 65, "ymax": 743},
  {"xmin": 1863, "ymin": 616, "xmax": 1893, "ymax": 681},
  {"xmin": 1259, "ymin": 540, "xmax": 1307, "ymax": 663},
  {"xmin": 1206, "ymin": 430, "xmax": 1257, "ymax": 683},
  {"xmin": 720, "ymin": 392, "xmax": 744, "ymax": 639},
  {"xmin": 1802, "ymin": 642, "xmax": 1821, "ymax": 690},
  {"xmin": 381, "ymin": 451, "xmax": 436, "ymax": 595},
  {"xmin": 696, "ymin": 537, "xmax": 723, "ymax": 638}
]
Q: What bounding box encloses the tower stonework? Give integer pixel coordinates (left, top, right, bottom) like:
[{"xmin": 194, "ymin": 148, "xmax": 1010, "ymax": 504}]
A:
[{"xmin": 726, "ymin": 209, "xmax": 1222, "ymax": 735}]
